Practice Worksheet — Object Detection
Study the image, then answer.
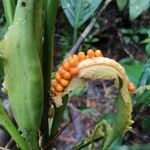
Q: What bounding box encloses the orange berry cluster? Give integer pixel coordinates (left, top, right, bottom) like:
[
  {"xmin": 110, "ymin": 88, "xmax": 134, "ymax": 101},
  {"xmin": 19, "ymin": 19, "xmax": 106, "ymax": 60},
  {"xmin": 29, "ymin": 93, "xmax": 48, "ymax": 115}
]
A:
[
  {"xmin": 51, "ymin": 49, "xmax": 135, "ymax": 96},
  {"xmin": 51, "ymin": 49, "xmax": 103, "ymax": 96}
]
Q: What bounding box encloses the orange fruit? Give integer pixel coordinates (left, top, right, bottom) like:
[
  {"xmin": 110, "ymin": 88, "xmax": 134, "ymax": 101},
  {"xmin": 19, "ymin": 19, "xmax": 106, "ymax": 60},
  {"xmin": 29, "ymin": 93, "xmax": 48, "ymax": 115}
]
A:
[
  {"xmin": 55, "ymin": 72, "xmax": 61, "ymax": 81},
  {"xmin": 51, "ymin": 79, "xmax": 57, "ymax": 87},
  {"xmin": 128, "ymin": 82, "xmax": 136, "ymax": 93},
  {"xmin": 69, "ymin": 54, "xmax": 79, "ymax": 67},
  {"xmin": 69, "ymin": 67, "xmax": 79, "ymax": 76},
  {"xmin": 58, "ymin": 67, "xmax": 72, "ymax": 80},
  {"xmin": 59, "ymin": 78, "xmax": 69, "ymax": 87},
  {"xmin": 86, "ymin": 55, "xmax": 89, "ymax": 59},
  {"xmin": 53, "ymin": 83, "xmax": 64, "ymax": 92},
  {"xmin": 78, "ymin": 52, "xmax": 85, "ymax": 61},
  {"xmin": 95, "ymin": 49, "xmax": 102, "ymax": 57},
  {"xmin": 54, "ymin": 91, "xmax": 62, "ymax": 96},
  {"xmin": 62, "ymin": 61, "xmax": 70, "ymax": 71},
  {"xmin": 87, "ymin": 49, "xmax": 95, "ymax": 58}
]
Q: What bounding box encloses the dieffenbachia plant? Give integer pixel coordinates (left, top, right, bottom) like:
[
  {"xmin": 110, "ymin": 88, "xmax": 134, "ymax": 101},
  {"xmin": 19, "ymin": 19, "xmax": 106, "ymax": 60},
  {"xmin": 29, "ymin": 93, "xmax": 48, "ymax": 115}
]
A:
[{"xmin": 51, "ymin": 49, "xmax": 134, "ymax": 150}]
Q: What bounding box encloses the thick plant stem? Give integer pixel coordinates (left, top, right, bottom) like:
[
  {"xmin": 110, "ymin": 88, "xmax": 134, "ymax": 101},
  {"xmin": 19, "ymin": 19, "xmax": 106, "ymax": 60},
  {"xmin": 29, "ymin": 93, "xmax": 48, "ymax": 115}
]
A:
[
  {"xmin": 2, "ymin": 0, "xmax": 16, "ymax": 25},
  {"xmin": 42, "ymin": 0, "xmax": 59, "ymax": 146},
  {"xmin": 0, "ymin": 103, "xmax": 28, "ymax": 150}
]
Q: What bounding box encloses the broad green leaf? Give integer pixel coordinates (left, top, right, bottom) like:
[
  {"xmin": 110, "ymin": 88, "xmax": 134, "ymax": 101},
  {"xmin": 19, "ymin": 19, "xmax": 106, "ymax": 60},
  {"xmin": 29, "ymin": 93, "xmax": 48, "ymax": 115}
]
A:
[
  {"xmin": 108, "ymin": 136, "xmax": 123, "ymax": 149},
  {"xmin": 134, "ymin": 59, "xmax": 150, "ymax": 105},
  {"xmin": 129, "ymin": 0, "xmax": 150, "ymax": 20},
  {"xmin": 121, "ymin": 59, "xmax": 144, "ymax": 85},
  {"xmin": 61, "ymin": 0, "xmax": 102, "ymax": 28},
  {"xmin": 137, "ymin": 28, "xmax": 149, "ymax": 34},
  {"xmin": 96, "ymin": 112, "xmax": 115, "ymax": 125},
  {"xmin": 138, "ymin": 58, "xmax": 150, "ymax": 87},
  {"xmin": 135, "ymin": 88, "xmax": 150, "ymax": 105},
  {"xmin": 116, "ymin": 0, "xmax": 128, "ymax": 11}
]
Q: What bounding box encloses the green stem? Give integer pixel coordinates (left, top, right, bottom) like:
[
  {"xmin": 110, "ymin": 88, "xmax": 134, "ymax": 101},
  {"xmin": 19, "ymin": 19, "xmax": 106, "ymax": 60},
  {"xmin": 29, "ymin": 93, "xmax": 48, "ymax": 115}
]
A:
[
  {"xmin": 73, "ymin": 0, "xmax": 82, "ymax": 44},
  {"xmin": 73, "ymin": 27, "xmax": 78, "ymax": 44},
  {"xmin": 2, "ymin": 0, "xmax": 16, "ymax": 26},
  {"xmin": 0, "ymin": 103, "xmax": 28, "ymax": 150},
  {"xmin": 73, "ymin": 136, "xmax": 103, "ymax": 150},
  {"xmin": 42, "ymin": 0, "xmax": 59, "ymax": 145},
  {"xmin": 25, "ymin": 135, "xmax": 39, "ymax": 150}
]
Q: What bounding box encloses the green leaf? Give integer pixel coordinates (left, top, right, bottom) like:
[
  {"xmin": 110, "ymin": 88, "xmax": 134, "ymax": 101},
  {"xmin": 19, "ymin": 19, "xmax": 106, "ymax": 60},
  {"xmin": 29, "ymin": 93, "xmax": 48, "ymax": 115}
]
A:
[
  {"xmin": 76, "ymin": 106, "xmax": 93, "ymax": 114},
  {"xmin": 109, "ymin": 144, "xmax": 150, "ymax": 150},
  {"xmin": 141, "ymin": 116, "xmax": 150, "ymax": 131},
  {"xmin": 136, "ymin": 27, "xmax": 150, "ymax": 35},
  {"xmin": 129, "ymin": 0, "xmax": 150, "ymax": 20},
  {"xmin": 0, "ymin": 24, "xmax": 8, "ymax": 40},
  {"xmin": 135, "ymin": 88, "xmax": 150, "ymax": 105},
  {"xmin": 61, "ymin": 0, "xmax": 102, "ymax": 28},
  {"xmin": 121, "ymin": 28, "xmax": 134, "ymax": 34},
  {"xmin": 145, "ymin": 43, "xmax": 150, "ymax": 56},
  {"xmin": 134, "ymin": 59, "xmax": 150, "ymax": 105},
  {"xmin": 96, "ymin": 112, "xmax": 115, "ymax": 125},
  {"xmin": 121, "ymin": 60, "xmax": 144, "ymax": 85},
  {"xmin": 116, "ymin": 0, "xmax": 128, "ymax": 11},
  {"xmin": 132, "ymin": 35, "xmax": 139, "ymax": 43},
  {"xmin": 2, "ymin": 0, "xmax": 16, "ymax": 25},
  {"xmin": 0, "ymin": 102, "xmax": 28, "ymax": 150},
  {"xmin": 141, "ymin": 38, "xmax": 150, "ymax": 44},
  {"xmin": 138, "ymin": 58, "xmax": 150, "ymax": 87}
]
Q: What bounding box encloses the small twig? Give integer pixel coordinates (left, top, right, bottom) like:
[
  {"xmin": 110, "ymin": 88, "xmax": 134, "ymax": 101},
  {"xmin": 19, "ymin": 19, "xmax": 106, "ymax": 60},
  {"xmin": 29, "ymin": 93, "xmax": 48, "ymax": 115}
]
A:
[
  {"xmin": 133, "ymin": 104, "xmax": 145, "ymax": 122},
  {"xmin": 130, "ymin": 41, "xmax": 143, "ymax": 52},
  {"xmin": 68, "ymin": 104, "xmax": 85, "ymax": 140},
  {"xmin": 117, "ymin": 30, "xmax": 135, "ymax": 59},
  {"xmin": 74, "ymin": 136, "xmax": 103, "ymax": 150},
  {"xmin": 43, "ymin": 109, "xmax": 81, "ymax": 149},
  {"xmin": 67, "ymin": 0, "xmax": 112, "ymax": 57},
  {"xmin": 0, "ymin": 147, "xmax": 11, "ymax": 150},
  {"xmin": 5, "ymin": 139, "xmax": 15, "ymax": 149}
]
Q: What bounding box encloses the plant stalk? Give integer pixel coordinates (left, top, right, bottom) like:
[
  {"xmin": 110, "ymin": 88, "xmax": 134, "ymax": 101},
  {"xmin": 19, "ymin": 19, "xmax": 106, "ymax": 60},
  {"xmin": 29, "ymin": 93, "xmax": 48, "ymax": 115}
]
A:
[
  {"xmin": 41, "ymin": 0, "xmax": 59, "ymax": 146},
  {"xmin": 2, "ymin": 0, "xmax": 16, "ymax": 26},
  {"xmin": 73, "ymin": 26, "xmax": 78, "ymax": 44},
  {"xmin": 0, "ymin": 103, "xmax": 28, "ymax": 150}
]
